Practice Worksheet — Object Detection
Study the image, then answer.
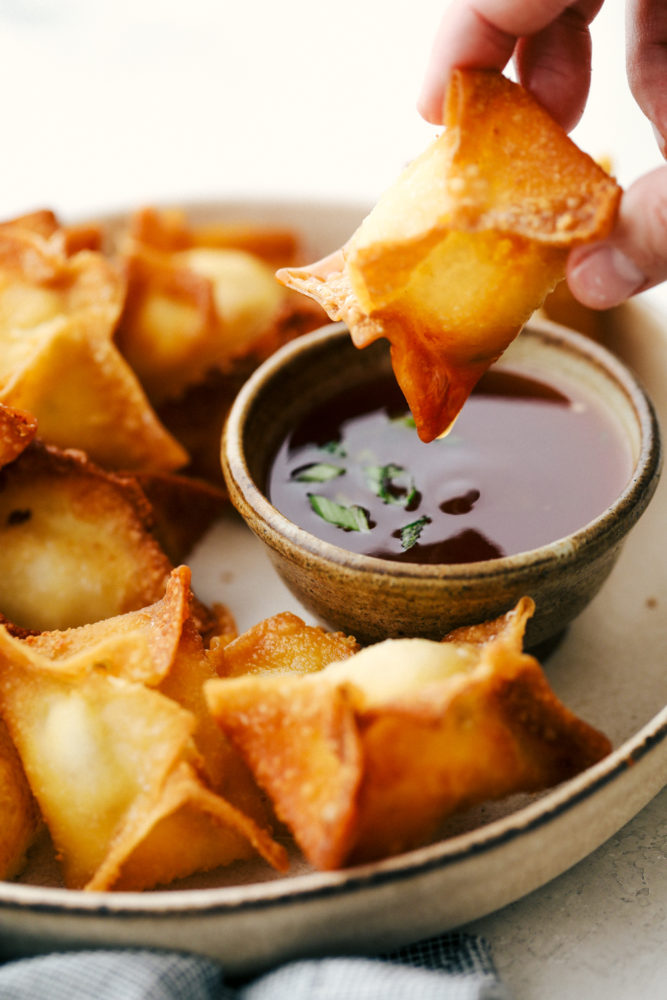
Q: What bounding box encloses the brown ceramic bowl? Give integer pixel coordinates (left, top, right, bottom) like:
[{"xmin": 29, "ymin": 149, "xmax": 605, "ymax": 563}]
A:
[{"xmin": 221, "ymin": 318, "xmax": 661, "ymax": 649}]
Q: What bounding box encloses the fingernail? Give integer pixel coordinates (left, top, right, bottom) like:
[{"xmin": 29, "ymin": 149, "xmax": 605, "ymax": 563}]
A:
[{"xmin": 569, "ymin": 244, "xmax": 646, "ymax": 309}]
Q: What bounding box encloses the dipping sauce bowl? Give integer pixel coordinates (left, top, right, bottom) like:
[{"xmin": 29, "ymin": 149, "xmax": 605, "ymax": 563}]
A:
[{"xmin": 221, "ymin": 319, "xmax": 661, "ymax": 649}]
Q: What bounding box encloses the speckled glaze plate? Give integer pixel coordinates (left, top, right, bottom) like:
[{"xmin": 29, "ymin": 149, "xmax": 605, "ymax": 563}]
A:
[{"xmin": 1, "ymin": 199, "xmax": 666, "ymax": 975}]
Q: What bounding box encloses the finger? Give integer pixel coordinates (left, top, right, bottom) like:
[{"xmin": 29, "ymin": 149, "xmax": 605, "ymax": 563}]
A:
[
  {"xmin": 419, "ymin": 2, "xmax": 515, "ymax": 122},
  {"xmin": 626, "ymin": 0, "xmax": 667, "ymax": 156},
  {"xmin": 418, "ymin": 0, "xmax": 597, "ymax": 124},
  {"xmin": 567, "ymin": 165, "xmax": 667, "ymax": 308},
  {"xmin": 515, "ymin": 1, "xmax": 604, "ymax": 131}
]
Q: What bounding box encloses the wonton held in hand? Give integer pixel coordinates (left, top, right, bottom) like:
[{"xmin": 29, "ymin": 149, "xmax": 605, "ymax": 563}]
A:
[{"xmin": 277, "ymin": 70, "xmax": 621, "ymax": 441}]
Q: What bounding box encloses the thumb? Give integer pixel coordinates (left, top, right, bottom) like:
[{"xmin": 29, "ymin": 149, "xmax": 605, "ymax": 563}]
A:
[{"xmin": 566, "ymin": 164, "xmax": 667, "ymax": 309}]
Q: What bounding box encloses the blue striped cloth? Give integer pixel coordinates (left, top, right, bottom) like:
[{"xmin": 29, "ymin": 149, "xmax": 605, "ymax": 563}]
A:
[{"xmin": 0, "ymin": 932, "xmax": 510, "ymax": 998}]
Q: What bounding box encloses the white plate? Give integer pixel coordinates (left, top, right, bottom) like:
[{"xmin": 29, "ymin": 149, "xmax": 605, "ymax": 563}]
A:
[{"xmin": 1, "ymin": 199, "xmax": 666, "ymax": 974}]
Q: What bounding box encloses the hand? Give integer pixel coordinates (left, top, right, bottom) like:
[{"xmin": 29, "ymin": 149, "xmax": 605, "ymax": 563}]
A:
[{"xmin": 418, "ymin": 0, "xmax": 667, "ymax": 309}]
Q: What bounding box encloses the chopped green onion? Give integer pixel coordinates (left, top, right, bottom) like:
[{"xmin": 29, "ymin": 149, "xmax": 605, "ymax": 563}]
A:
[
  {"xmin": 321, "ymin": 440, "xmax": 347, "ymax": 457},
  {"xmin": 292, "ymin": 462, "xmax": 345, "ymax": 483},
  {"xmin": 365, "ymin": 463, "xmax": 417, "ymax": 507},
  {"xmin": 308, "ymin": 494, "xmax": 370, "ymax": 532},
  {"xmin": 399, "ymin": 515, "xmax": 430, "ymax": 550}
]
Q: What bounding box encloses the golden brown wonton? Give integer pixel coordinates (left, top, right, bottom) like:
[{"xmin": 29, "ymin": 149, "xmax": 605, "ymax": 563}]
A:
[
  {"xmin": 0, "ymin": 566, "xmax": 287, "ymax": 890},
  {"xmin": 105, "ymin": 207, "xmax": 326, "ymax": 484},
  {"xmin": 278, "ymin": 69, "xmax": 621, "ymax": 441},
  {"xmin": 208, "ymin": 610, "xmax": 359, "ymax": 678},
  {"xmin": 0, "ymin": 717, "xmax": 41, "ymax": 880},
  {"xmin": 114, "ymin": 207, "xmax": 327, "ymax": 406},
  {"xmin": 205, "ymin": 598, "xmax": 611, "ymax": 869},
  {"xmin": 0, "ymin": 402, "xmax": 221, "ymax": 633},
  {"xmin": 0, "ymin": 209, "xmax": 103, "ymax": 255},
  {"xmin": 18, "ymin": 563, "xmax": 193, "ymax": 684},
  {"xmin": 125, "ymin": 206, "xmax": 302, "ymax": 265},
  {"xmin": 0, "ymin": 215, "xmax": 186, "ymax": 471},
  {"xmin": 0, "ymin": 440, "xmax": 174, "ymax": 630}
]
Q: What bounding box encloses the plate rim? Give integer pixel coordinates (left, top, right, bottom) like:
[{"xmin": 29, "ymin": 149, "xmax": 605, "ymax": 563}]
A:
[{"xmin": 3, "ymin": 698, "xmax": 666, "ymax": 917}]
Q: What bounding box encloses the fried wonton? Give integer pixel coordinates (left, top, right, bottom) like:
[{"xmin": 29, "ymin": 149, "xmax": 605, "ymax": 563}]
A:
[
  {"xmin": 278, "ymin": 70, "xmax": 621, "ymax": 441},
  {"xmin": 0, "ymin": 216, "xmax": 186, "ymax": 471},
  {"xmin": 158, "ymin": 611, "xmax": 272, "ymax": 826},
  {"xmin": 126, "ymin": 206, "xmax": 302, "ymax": 267},
  {"xmin": 205, "ymin": 598, "xmax": 611, "ymax": 869},
  {"xmin": 208, "ymin": 611, "xmax": 359, "ymax": 678},
  {"xmin": 91, "ymin": 760, "xmax": 283, "ymax": 892},
  {"xmin": 0, "ymin": 209, "xmax": 103, "ymax": 256},
  {"xmin": 0, "ymin": 632, "xmax": 194, "ymax": 888},
  {"xmin": 0, "ymin": 441, "xmax": 174, "ymax": 630},
  {"xmin": 0, "ymin": 569, "xmax": 287, "ymax": 890},
  {"xmin": 0, "ymin": 717, "xmax": 41, "ymax": 879},
  {"xmin": 114, "ymin": 207, "xmax": 327, "ymax": 407},
  {"xmin": 18, "ymin": 564, "xmax": 192, "ymax": 684},
  {"xmin": 14, "ymin": 564, "xmax": 261, "ymax": 821}
]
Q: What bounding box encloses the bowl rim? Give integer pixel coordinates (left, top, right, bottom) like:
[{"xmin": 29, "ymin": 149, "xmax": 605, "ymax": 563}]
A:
[{"xmin": 222, "ymin": 316, "xmax": 663, "ymax": 582}]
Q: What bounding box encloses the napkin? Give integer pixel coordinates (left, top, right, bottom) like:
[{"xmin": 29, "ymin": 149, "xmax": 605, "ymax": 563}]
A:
[{"xmin": 0, "ymin": 932, "xmax": 510, "ymax": 999}]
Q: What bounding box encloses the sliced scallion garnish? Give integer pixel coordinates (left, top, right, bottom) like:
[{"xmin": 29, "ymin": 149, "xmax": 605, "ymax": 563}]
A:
[
  {"xmin": 292, "ymin": 462, "xmax": 345, "ymax": 483},
  {"xmin": 321, "ymin": 440, "xmax": 347, "ymax": 457},
  {"xmin": 308, "ymin": 494, "xmax": 370, "ymax": 532},
  {"xmin": 399, "ymin": 515, "xmax": 430, "ymax": 550},
  {"xmin": 365, "ymin": 463, "xmax": 417, "ymax": 507}
]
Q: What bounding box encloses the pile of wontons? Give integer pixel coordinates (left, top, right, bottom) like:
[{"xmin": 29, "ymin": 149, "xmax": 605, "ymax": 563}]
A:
[
  {"xmin": 0, "ymin": 203, "xmax": 331, "ymax": 888},
  {"xmin": 0, "ymin": 204, "xmax": 325, "ymax": 484},
  {"xmin": 0, "ymin": 69, "xmax": 620, "ymax": 891},
  {"xmin": 1, "ymin": 559, "xmax": 611, "ymax": 889}
]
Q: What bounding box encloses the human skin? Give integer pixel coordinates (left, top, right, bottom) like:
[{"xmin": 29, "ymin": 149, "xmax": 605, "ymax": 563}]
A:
[{"xmin": 418, "ymin": 0, "xmax": 667, "ymax": 309}]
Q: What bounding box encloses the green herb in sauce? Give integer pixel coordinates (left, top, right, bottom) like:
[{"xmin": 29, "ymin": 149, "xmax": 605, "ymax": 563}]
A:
[
  {"xmin": 321, "ymin": 440, "xmax": 347, "ymax": 457},
  {"xmin": 292, "ymin": 462, "xmax": 345, "ymax": 483},
  {"xmin": 308, "ymin": 494, "xmax": 371, "ymax": 532},
  {"xmin": 399, "ymin": 515, "xmax": 431, "ymax": 550},
  {"xmin": 364, "ymin": 463, "xmax": 417, "ymax": 507}
]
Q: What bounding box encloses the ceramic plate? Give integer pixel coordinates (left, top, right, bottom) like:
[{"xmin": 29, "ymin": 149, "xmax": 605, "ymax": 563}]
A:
[{"xmin": 1, "ymin": 199, "xmax": 666, "ymax": 974}]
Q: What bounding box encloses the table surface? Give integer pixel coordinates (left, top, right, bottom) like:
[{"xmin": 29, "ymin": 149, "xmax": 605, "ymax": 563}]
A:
[{"xmin": 2, "ymin": 2, "xmax": 666, "ymax": 996}]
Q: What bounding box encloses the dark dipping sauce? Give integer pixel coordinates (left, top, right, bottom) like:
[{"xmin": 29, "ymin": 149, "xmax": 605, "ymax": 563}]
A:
[{"xmin": 268, "ymin": 367, "xmax": 634, "ymax": 564}]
